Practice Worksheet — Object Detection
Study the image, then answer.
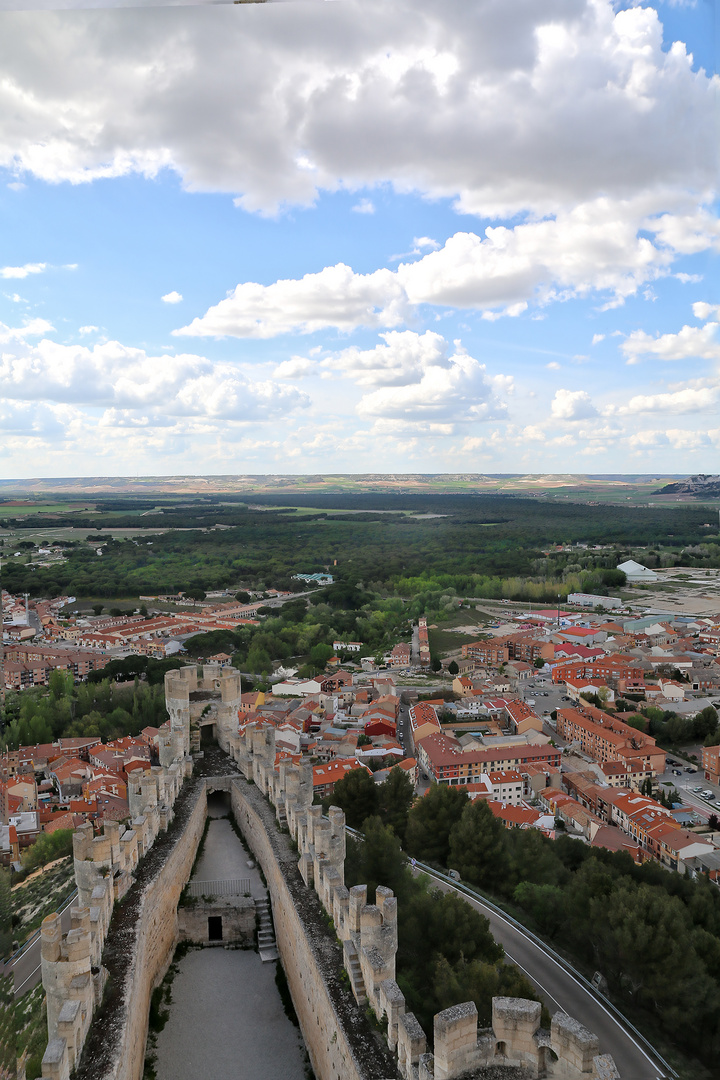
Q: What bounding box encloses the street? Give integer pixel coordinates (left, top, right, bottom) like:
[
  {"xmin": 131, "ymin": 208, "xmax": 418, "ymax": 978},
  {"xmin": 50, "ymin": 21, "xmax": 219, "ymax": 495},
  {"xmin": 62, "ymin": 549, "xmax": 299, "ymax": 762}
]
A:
[
  {"xmin": 11, "ymin": 897, "xmax": 75, "ymax": 997},
  {"xmin": 416, "ymin": 867, "xmax": 668, "ymax": 1080}
]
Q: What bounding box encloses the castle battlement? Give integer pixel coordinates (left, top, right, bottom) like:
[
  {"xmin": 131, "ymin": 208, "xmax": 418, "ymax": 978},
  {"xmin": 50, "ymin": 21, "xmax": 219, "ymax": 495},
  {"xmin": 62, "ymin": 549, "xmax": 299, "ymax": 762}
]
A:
[
  {"xmin": 38, "ymin": 669, "xmax": 195, "ymax": 1080},
  {"xmin": 231, "ymin": 720, "xmax": 621, "ymax": 1080}
]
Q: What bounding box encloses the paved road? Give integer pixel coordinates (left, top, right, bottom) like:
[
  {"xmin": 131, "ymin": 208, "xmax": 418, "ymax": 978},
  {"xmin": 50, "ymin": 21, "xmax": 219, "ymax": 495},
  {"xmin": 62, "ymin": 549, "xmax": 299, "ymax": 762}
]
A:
[
  {"xmin": 11, "ymin": 901, "xmax": 74, "ymax": 997},
  {"xmin": 411, "ymin": 624, "xmax": 420, "ymax": 666},
  {"xmin": 417, "ymin": 868, "xmax": 668, "ymax": 1080}
]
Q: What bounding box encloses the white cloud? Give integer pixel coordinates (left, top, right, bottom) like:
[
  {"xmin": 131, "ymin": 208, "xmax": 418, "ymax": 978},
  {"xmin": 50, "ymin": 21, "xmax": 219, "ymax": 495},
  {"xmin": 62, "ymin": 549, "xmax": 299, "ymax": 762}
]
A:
[
  {"xmin": 352, "ymin": 198, "xmax": 375, "ymax": 214},
  {"xmin": 0, "ymin": 318, "xmax": 54, "ymax": 343},
  {"xmin": 161, "ymin": 291, "xmax": 183, "ymax": 304},
  {"xmin": 616, "ymin": 386, "xmax": 720, "ymax": 415},
  {"xmin": 355, "ymin": 346, "xmax": 510, "ymax": 426},
  {"xmin": 328, "ymin": 330, "xmax": 450, "ymax": 387},
  {"xmin": 180, "ymin": 199, "xmax": 685, "ymax": 338},
  {"xmin": 175, "ymin": 263, "xmax": 409, "ymax": 338},
  {"xmin": 675, "ymin": 272, "xmax": 702, "ymax": 284},
  {"xmin": 5, "ymin": 294, "xmax": 25, "ymax": 304},
  {"xmin": 0, "ymin": 263, "xmax": 46, "ymax": 280},
  {"xmin": 591, "ymin": 334, "xmax": 605, "ymax": 345},
  {"xmin": 0, "ymin": 0, "xmax": 712, "ymax": 229},
  {"xmin": 692, "ymin": 302, "xmax": 720, "ymax": 321},
  {"xmin": 551, "ymin": 389, "xmax": 598, "ymax": 420},
  {"xmin": 0, "ymin": 337, "xmax": 310, "ymax": 421},
  {"xmin": 622, "ymin": 321, "xmax": 720, "ymax": 364},
  {"xmin": 413, "ymin": 237, "xmax": 439, "ymax": 250},
  {"xmin": 546, "ymin": 361, "xmax": 561, "ymax": 371},
  {"xmin": 273, "ymin": 356, "xmax": 317, "ymax": 379},
  {"xmin": 78, "ymin": 325, "xmax": 99, "ymax": 335}
]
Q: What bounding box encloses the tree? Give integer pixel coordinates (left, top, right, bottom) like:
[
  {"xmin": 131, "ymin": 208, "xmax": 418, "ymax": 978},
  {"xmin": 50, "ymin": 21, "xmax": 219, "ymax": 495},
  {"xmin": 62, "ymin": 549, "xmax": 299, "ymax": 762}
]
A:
[
  {"xmin": 235, "ymin": 591, "xmax": 251, "ymax": 604},
  {"xmin": 708, "ymin": 814, "xmax": 719, "ymax": 831},
  {"xmin": 322, "ymin": 767, "xmax": 378, "ymax": 829},
  {"xmin": 448, "ymin": 660, "xmax": 459, "ymax": 676},
  {"xmin": 448, "ymin": 799, "xmax": 510, "ymax": 891},
  {"xmin": 378, "ymin": 766, "xmax": 415, "ymax": 844},
  {"xmin": 21, "ymin": 829, "xmax": 74, "ymax": 874},
  {"xmin": 310, "ymin": 642, "xmax": 334, "ymax": 667},
  {"xmin": 431, "ymin": 658, "xmax": 442, "ymax": 672},
  {"xmin": 48, "ymin": 668, "xmax": 73, "ymax": 701},
  {"xmin": 405, "ymin": 784, "xmax": 468, "ymax": 865},
  {"xmin": 693, "ymin": 706, "xmax": 718, "ymax": 742},
  {"xmin": 345, "ymin": 816, "xmax": 408, "ymax": 899},
  {"xmin": 92, "ymin": 603, "xmax": 103, "ymax": 616},
  {"xmin": 626, "ymin": 715, "xmax": 647, "ymax": 733}
]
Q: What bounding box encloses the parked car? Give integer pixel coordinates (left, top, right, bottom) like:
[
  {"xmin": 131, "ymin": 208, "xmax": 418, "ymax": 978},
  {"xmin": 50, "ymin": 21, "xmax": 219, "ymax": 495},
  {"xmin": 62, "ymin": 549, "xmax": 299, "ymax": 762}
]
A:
[
  {"xmin": 702, "ymin": 790, "xmax": 715, "ymax": 799},
  {"xmin": 447, "ymin": 869, "xmax": 461, "ymax": 881}
]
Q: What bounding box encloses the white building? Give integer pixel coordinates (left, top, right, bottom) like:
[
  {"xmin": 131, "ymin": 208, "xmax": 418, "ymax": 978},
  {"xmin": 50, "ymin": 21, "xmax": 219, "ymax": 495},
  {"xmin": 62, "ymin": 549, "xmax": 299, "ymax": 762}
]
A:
[
  {"xmin": 617, "ymin": 560, "xmax": 658, "ymax": 583},
  {"xmin": 567, "ymin": 593, "xmax": 622, "ymax": 609}
]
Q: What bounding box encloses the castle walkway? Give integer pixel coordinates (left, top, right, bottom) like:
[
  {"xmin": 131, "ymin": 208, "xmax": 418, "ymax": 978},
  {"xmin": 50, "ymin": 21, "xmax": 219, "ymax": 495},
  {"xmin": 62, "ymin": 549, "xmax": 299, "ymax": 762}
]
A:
[
  {"xmin": 152, "ymin": 949, "xmax": 307, "ymax": 1080},
  {"xmin": 152, "ymin": 790, "xmax": 307, "ymax": 1080}
]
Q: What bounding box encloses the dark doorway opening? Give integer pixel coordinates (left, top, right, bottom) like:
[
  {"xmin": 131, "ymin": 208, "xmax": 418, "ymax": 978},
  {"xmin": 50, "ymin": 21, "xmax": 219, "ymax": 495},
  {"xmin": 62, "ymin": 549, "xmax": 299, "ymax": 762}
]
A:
[
  {"xmin": 208, "ymin": 916, "xmax": 223, "ymax": 941},
  {"xmin": 200, "ymin": 724, "xmax": 216, "ymax": 744},
  {"xmin": 207, "ymin": 790, "xmax": 230, "ymax": 817}
]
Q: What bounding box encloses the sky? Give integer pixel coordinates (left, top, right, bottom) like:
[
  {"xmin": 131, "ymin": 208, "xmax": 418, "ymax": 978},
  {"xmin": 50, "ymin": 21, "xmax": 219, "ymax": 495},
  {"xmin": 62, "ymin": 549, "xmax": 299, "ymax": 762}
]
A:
[{"xmin": 0, "ymin": 0, "xmax": 718, "ymax": 478}]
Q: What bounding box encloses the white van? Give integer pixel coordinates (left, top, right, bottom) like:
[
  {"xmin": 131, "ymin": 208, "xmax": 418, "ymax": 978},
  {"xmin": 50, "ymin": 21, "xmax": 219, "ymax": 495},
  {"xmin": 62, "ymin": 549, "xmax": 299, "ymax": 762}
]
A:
[{"xmin": 701, "ymin": 790, "xmax": 714, "ymax": 800}]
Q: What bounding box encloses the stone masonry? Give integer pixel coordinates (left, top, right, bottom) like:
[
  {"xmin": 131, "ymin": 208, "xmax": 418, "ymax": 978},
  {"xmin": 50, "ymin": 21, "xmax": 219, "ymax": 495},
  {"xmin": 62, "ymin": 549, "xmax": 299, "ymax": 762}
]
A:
[
  {"xmin": 37, "ymin": 668, "xmax": 196, "ymax": 1080},
  {"xmin": 234, "ymin": 717, "xmax": 622, "ymax": 1080}
]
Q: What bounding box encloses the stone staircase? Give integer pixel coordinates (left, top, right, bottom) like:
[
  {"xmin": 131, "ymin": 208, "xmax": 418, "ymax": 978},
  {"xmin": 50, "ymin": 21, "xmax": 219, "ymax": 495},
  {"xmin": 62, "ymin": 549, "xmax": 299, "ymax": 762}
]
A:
[
  {"xmin": 343, "ymin": 940, "xmax": 367, "ymax": 1005},
  {"xmin": 255, "ymin": 896, "xmax": 279, "ymax": 962}
]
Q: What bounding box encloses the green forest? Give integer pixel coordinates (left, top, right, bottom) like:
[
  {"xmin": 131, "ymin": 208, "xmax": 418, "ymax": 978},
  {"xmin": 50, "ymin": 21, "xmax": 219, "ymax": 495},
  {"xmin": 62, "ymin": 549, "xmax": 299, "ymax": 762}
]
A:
[
  {"xmin": 0, "ymin": 667, "xmax": 173, "ymax": 750},
  {"xmin": 4, "ymin": 493, "xmax": 720, "ymax": 603}
]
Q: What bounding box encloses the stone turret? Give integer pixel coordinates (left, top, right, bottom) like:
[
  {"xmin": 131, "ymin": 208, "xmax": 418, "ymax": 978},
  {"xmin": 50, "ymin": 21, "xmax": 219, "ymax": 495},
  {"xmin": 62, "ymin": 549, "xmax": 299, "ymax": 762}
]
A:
[
  {"xmin": 41, "ymin": 909, "xmax": 94, "ymax": 1051},
  {"xmin": 164, "ymin": 667, "xmax": 194, "ymax": 759}
]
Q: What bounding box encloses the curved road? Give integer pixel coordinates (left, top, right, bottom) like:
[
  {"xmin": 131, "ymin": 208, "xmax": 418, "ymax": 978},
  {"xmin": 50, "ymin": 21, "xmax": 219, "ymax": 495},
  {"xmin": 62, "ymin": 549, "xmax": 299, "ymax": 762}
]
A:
[
  {"xmin": 417, "ymin": 866, "xmax": 668, "ymax": 1080},
  {"xmin": 11, "ymin": 896, "xmax": 75, "ymax": 997}
]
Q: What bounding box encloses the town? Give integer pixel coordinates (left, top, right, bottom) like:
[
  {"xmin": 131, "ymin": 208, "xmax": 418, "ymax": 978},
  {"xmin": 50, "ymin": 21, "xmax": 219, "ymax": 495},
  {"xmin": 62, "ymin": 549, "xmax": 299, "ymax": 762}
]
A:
[{"xmin": 4, "ymin": 563, "xmax": 720, "ymax": 890}]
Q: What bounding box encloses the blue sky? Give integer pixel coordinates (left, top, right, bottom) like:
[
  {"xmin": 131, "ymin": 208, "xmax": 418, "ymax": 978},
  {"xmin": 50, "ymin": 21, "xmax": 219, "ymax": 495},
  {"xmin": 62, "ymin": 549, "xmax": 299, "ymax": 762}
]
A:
[{"xmin": 0, "ymin": 0, "xmax": 718, "ymax": 477}]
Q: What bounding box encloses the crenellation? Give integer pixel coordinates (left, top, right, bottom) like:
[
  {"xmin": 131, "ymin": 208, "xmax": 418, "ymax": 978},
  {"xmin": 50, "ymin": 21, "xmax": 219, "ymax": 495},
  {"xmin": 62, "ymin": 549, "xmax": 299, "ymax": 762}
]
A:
[
  {"xmin": 46, "ymin": 708, "xmax": 623, "ymax": 1080},
  {"xmin": 230, "ymin": 708, "xmax": 623, "ymax": 1080},
  {"xmin": 38, "ymin": 669, "xmax": 195, "ymax": 1080}
]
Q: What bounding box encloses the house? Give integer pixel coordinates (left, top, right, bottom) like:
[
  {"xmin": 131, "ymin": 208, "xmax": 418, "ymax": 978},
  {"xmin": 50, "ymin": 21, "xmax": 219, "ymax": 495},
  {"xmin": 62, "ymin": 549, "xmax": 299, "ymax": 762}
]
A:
[
  {"xmin": 556, "ymin": 706, "xmax": 665, "ymax": 775},
  {"xmin": 386, "ymin": 643, "xmax": 412, "ymax": 667},
  {"xmin": 239, "ymin": 691, "xmax": 266, "ymax": 713},
  {"xmin": 272, "ymin": 678, "xmax": 323, "ymax": 697},
  {"xmin": 484, "ymin": 770, "xmax": 525, "ymax": 805},
  {"xmin": 702, "ymin": 744, "xmax": 720, "ymax": 785},
  {"xmin": 486, "ymin": 802, "xmax": 546, "ymax": 830},
  {"xmin": 312, "ymin": 758, "xmax": 371, "ymax": 799},
  {"xmin": 0, "ymin": 824, "xmax": 19, "ymax": 866},
  {"xmin": 590, "ymin": 826, "xmax": 643, "ymax": 863}
]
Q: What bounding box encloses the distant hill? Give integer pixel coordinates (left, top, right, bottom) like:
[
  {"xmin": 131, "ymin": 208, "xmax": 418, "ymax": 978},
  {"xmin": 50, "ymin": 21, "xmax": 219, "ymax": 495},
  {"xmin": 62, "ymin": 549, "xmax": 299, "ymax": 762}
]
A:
[{"xmin": 654, "ymin": 474, "xmax": 720, "ymax": 497}]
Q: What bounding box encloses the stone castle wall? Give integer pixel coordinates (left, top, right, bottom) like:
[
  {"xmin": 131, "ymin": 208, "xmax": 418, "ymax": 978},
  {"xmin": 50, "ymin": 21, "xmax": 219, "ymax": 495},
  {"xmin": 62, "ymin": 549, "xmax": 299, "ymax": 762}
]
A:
[
  {"xmin": 233, "ymin": 717, "xmax": 622, "ymax": 1080},
  {"xmin": 230, "ymin": 778, "xmax": 397, "ymax": 1080},
  {"xmin": 39, "ymin": 662, "xmax": 622, "ymax": 1080},
  {"xmin": 98, "ymin": 785, "xmax": 208, "ymax": 1080}
]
